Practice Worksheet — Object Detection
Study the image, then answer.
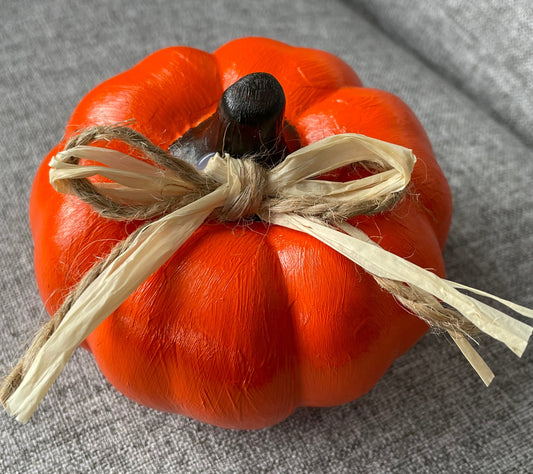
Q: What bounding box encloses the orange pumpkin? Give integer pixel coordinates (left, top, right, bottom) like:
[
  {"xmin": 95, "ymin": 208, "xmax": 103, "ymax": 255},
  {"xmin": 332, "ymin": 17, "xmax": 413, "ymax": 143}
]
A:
[{"xmin": 29, "ymin": 37, "xmax": 452, "ymax": 429}]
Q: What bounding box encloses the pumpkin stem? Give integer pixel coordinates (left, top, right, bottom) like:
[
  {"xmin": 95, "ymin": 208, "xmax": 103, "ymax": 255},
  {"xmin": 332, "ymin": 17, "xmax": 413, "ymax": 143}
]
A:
[{"xmin": 169, "ymin": 72, "xmax": 290, "ymax": 167}]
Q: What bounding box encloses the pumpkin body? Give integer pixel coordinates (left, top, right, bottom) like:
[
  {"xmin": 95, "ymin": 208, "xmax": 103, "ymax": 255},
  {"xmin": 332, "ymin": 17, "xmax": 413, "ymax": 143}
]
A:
[{"xmin": 30, "ymin": 38, "xmax": 452, "ymax": 429}]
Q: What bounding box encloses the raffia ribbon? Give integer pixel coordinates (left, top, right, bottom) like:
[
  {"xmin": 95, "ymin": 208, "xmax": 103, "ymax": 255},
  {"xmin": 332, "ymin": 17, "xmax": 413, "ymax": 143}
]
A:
[{"xmin": 2, "ymin": 126, "xmax": 532, "ymax": 423}]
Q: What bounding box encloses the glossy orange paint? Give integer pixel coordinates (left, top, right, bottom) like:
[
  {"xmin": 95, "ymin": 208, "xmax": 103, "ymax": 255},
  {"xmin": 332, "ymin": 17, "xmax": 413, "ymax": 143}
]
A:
[{"xmin": 30, "ymin": 38, "xmax": 452, "ymax": 429}]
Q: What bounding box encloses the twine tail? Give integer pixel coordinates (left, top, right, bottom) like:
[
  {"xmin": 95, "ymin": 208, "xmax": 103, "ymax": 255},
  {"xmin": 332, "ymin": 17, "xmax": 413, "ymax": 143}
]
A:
[
  {"xmin": 269, "ymin": 213, "xmax": 533, "ymax": 383},
  {"xmin": 1, "ymin": 189, "xmax": 226, "ymax": 423},
  {"xmin": 0, "ymin": 304, "xmax": 78, "ymax": 408},
  {"xmin": 0, "ymin": 226, "xmax": 143, "ymax": 410},
  {"xmin": 372, "ymin": 277, "xmax": 496, "ymax": 385}
]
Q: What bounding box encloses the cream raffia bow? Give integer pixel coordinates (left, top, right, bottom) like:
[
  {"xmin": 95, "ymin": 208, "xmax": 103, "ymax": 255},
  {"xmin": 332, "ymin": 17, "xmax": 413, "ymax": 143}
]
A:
[{"xmin": 3, "ymin": 127, "xmax": 532, "ymax": 422}]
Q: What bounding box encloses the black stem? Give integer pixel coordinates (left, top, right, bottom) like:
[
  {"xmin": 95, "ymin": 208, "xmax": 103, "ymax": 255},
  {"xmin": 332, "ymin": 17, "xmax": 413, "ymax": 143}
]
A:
[{"xmin": 169, "ymin": 72, "xmax": 290, "ymax": 167}]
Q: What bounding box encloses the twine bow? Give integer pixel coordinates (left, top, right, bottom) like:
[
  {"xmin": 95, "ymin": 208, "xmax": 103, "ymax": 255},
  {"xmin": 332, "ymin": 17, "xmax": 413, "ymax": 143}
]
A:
[{"xmin": 2, "ymin": 126, "xmax": 532, "ymax": 423}]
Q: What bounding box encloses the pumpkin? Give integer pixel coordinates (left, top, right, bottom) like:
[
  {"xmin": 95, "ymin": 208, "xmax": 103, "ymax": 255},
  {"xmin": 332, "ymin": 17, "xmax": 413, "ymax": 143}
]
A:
[{"xmin": 29, "ymin": 37, "xmax": 452, "ymax": 429}]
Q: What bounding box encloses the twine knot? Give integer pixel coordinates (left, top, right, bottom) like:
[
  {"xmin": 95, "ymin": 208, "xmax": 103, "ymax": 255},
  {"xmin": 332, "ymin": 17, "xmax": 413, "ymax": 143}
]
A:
[{"xmin": 205, "ymin": 155, "xmax": 270, "ymax": 222}]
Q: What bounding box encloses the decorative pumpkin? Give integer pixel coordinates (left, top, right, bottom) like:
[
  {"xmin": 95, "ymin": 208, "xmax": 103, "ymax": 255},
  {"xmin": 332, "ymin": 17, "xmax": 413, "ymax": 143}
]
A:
[{"xmin": 11, "ymin": 37, "xmax": 506, "ymax": 429}]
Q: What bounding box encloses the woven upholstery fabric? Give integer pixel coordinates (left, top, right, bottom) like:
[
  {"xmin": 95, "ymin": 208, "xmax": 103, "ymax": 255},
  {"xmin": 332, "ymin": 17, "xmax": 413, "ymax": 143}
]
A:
[{"xmin": 1, "ymin": 1, "xmax": 531, "ymax": 472}]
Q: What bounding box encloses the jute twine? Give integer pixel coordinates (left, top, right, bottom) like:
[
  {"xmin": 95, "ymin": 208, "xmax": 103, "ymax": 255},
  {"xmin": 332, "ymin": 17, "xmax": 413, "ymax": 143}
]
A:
[{"xmin": 2, "ymin": 126, "xmax": 532, "ymax": 422}]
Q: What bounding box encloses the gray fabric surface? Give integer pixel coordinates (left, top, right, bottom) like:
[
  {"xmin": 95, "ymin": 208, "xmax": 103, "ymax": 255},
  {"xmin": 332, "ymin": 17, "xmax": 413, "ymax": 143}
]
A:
[
  {"xmin": 352, "ymin": 0, "xmax": 533, "ymax": 147},
  {"xmin": 1, "ymin": 1, "xmax": 531, "ymax": 472}
]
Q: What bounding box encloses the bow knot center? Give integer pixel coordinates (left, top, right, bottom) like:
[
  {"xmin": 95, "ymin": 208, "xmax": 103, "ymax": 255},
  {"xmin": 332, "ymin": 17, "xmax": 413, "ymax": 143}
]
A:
[{"xmin": 206, "ymin": 155, "xmax": 270, "ymax": 222}]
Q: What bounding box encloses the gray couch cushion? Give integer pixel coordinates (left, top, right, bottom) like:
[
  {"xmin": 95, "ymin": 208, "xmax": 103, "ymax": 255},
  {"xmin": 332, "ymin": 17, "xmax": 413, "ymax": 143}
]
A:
[
  {"xmin": 1, "ymin": 1, "xmax": 531, "ymax": 472},
  {"xmin": 352, "ymin": 0, "xmax": 533, "ymax": 146}
]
